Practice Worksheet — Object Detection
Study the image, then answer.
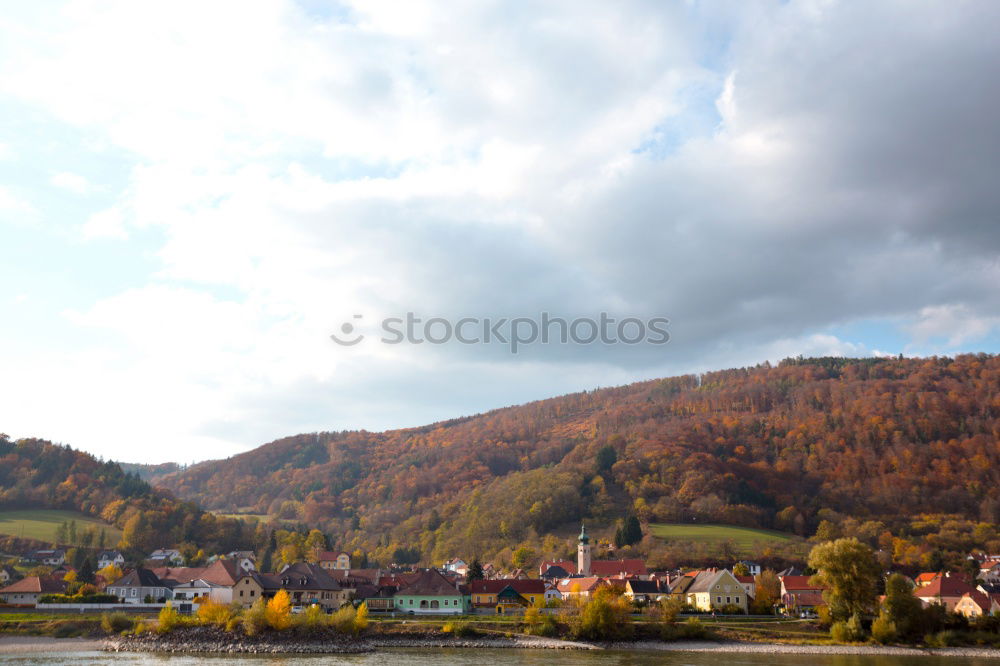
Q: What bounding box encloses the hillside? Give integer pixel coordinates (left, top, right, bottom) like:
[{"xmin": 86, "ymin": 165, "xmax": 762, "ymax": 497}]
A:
[
  {"xmin": 147, "ymin": 354, "xmax": 1000, "ymax": 567},
  {"xmin": 0, "ymin": 436, "xmax": 251, "ymax": 555}
]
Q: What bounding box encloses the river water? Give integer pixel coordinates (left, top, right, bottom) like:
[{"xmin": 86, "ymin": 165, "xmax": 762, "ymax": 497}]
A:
[{"xmin": 1, "ymin": 649, "xmax": 999, "ymax": 665}]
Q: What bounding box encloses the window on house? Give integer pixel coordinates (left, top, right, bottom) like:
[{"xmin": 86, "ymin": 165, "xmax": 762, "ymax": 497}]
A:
[
  {"xmin": 716, "ymin": 596, "xmax": 721, "ymax": 603},
  {"xmin": 250, "ymin": 590, "xmax": 255, "ymax": 596},
  {"xmin": 735, "ymin": 597, "xmax": 740, "ymax": 604}
]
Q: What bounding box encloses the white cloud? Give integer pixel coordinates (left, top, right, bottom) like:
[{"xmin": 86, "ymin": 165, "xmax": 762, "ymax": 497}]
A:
[
  {"xmin": 50, "ymin": 171, "xmax": 90, "ymax": 194},
  {"xmin": 0, "ymin": 1, "xmax": 998, "ymax": 462},
  {"xmin": 907, "ymin": 304, "xmax": 1000, "ymax": 347}
]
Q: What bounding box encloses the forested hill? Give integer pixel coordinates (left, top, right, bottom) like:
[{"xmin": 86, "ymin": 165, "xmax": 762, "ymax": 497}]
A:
[
  {"xmin": 0, "ymin": 436, "xmax": 250, "ymax": 553},
  {"xmin": 148, "ymin": 354, "xmax": 1000, "ymax": 563}
]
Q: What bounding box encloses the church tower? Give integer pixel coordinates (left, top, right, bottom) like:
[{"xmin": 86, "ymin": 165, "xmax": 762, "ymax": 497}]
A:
[{"xmin": 577, "ymin": 522, "xmax": 592, "ymax": 575}]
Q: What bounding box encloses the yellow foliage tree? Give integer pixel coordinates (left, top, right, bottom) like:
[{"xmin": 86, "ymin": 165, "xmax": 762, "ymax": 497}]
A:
[
  {"xmin": 265, "ymin": 589, "xmax": 292, "ymax": 631},
  {"xmin": 98, "ymin": 564, "xmax": 123, "ymax": 584},
  {"xmin": 354, "ymin": 602, "xmax": 369, "ymax": 633}
]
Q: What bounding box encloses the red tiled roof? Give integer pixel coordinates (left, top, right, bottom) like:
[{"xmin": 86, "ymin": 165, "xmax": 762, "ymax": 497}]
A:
[
  {"xmin": 540, "ymin": 560, "xmax": 576, "ymax": 575},
  {"xmin": 735, "ymin": 575, "xmax": 755, "ymax": 584},
  {"xmin": 556, "ymin": 576, "xmax": 604, "ymax": 593},
  {"xmin": 781, "ymin": 575, "xmax": 823, "ymax": 591},
  {"xmin": 589, "ymin": 559, "xmax": 647, "ymax": 576},
  {"xmin": 916, "ymin": 575, "xmax": 976, "ymax": 599}
]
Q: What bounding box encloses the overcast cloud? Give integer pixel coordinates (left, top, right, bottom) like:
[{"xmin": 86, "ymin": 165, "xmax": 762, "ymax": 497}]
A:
[{"xmin": 1, "ymin": 0, "xmax": 999, "ymax": 463}]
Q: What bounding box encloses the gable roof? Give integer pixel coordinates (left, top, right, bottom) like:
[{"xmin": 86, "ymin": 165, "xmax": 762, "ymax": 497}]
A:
[
  {"xmin": 112, "ymin": 568, "xmax": 163, "ymax": 588},
  {"xmin": 916, "ymin": 575, "xmax": 976, "ymax": 599},
  {"xmin": 0, "ymin": 575, "xmax": 66, "ymax": 594},
  {"xmin": 470, "ymin": 579, "xmax": 545, "ymax": 595},
  {"xmin": 626, "ymin": 579, "xmax": 661, "ymax": 594},
  {"xmin": 781, "ymin": 575, "xmax": 823, "ymax": 592},
  {"xmin": 243, "ymin": 562, "xmax": 342, "ymax": 592},
  {"xmin": 556, "ymin": 576, "xmax": 603, "ymax": 593},
  {"xmin": 397, "ymin": 568, "xmax": 463, "ymax": 597},
  {"xmin": 540, "ymin": 560, "xmax": 577, "ymax": 575},
  {"xmin": 154, "ymin": 559, "xmax": 241, "ymax": 587}
]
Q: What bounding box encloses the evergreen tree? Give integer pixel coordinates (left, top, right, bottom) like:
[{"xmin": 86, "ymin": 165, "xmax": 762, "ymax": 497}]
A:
[
  {"xmin": 623, "ymin": 514, "xmax": 642, "ymax": 545},
  {"xmin": 260, "ymin": 548, "xmax": 273, "ymax": 574},
  {"xmin": 468, "ymin": 558, "xmax": 484, "ymax": 581},
  {"xmin": 68, "ymin": 520, "xmax": 78, "ymax": 544},
  {"xmin": 78, "ymin": 558, "xmax": 95, "ymax": 584},
  {"xmin": 55, "ymin": 521, "xmax": 69, "ymax": 545}
]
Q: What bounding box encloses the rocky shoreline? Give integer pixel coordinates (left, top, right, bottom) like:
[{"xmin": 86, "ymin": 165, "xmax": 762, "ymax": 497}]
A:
[{"xmin": 101, "ymin": 626, "xmax": 596, "ymax": 654}]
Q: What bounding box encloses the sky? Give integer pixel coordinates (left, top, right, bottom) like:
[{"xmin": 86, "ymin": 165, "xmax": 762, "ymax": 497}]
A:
[{"xmin": 2, "ymin": 0, "xmax": 1000, "ymax": 464}]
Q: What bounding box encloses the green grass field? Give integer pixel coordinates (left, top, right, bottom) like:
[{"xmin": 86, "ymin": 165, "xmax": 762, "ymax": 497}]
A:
[
  {"xmin": 649, "ymin": 522, "xmax": 795, "ymax": 548},
  {"xmin": 0, "ymin": 509, "xmax": 122, "ymax": 546}
]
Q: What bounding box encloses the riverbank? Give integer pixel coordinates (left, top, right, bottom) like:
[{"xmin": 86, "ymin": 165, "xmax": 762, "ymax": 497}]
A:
[
  {"xmin": 102, "ymin": 626, "xmax": 598, "ymax": 654},
  {"xmin": 0, "ymin": 636, "xmax": 104, "ymax": 653}
]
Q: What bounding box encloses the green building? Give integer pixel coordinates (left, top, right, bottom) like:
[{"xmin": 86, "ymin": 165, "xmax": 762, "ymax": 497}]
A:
[{"xmin": 394, "ymin": 568, "xmax": 470, "ymax": 615}]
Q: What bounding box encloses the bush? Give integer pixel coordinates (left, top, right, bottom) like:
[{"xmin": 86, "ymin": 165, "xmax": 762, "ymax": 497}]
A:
[
  {"xmin": 662, "ymin": 617, "xmax": 711, "ymax": 641},
  {"xmin": 243, "ymin": 598, "xmax": 268, "ymax": 636},
  {"xmin": 292, "ymin": 604, "xmax": 327, "ymax": 636},
  {"xmin": 101, "ymin": 612, "xmax": 135, "ymax": 635},
  {"xmin": 523, "ymin": 607, "xmax": 558, "ymax": 637},
  {"xmin": 196, "ymin": 600, "xmax": 234, "ymax": 628},
  {"xmin": 330, "ymin": 604, "xmax": 358, "ymax": 634},
  {"xmin": 443, "ymin": 621, "xmax": 477, "ymax": 637},
  {"xmin": 831, "ymin": 614, "xmax": 866, "ymax": 643},
  {"xmin": 871, "ymin": 612, "xmax": 897, "ymax": 645},
  {"xmin": 157, "ymin": 603, "xmax": 182, "ymax": 634},
  {"xmin": 926, "ymin": 630, "xmax": 961, "ymax": 648}
]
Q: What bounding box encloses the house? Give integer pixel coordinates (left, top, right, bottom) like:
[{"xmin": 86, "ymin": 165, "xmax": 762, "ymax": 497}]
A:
[
  {"xmin": 233, "ymin": 562, "xmax": 349, "ymax": 610},
  {"xmin": 738, "ymin": 561, "xmax": 762, "ymax": 576},
  {"xmin": 443, "ymin": 558, "xmax": 469, "ymax": 576},
  {"xmin": 914, "ymin": 574, "xmax": 977, "ymax": 612},
  {"xmin": 0, "ymin": 565, "xmax": 20, "ymax": 585},
  {"xmin": 393, "ymin": 568, "xmax": 470, "ymax": 614},
  {"xmin": 149, "ymin": 549, "xmax": 184, "ymax": 566},
  {"xmin": 107, "ymin": 569, "xmax": 172, "ymax": 604},
  {"xmin": 543, "ymin": 581, "xmax": 562, "ymax": 603},
  {"xmin": 317, "ymin": 551, "xmax": 351, "ymax": 571},
  {"xmin": 684, "ymin": 570, "xmax": 749, "ymax": 613},
  {"xmin": 152, "ymin": 559, "xmax": 243, "ymax": 604},
  {"xmin": 979, "ymin": 559, "xmax": 1000, "ymax": 583},
  {"xmin": 736, "ymin": 575, "xmax": 756, "ymax": 600},
  {"xmin": 0, "ymin": 576, "xmax": 66, "ymax": 605},
  {"xmin": 624, "ymin": 579, "xmax": 664, "ymax": 604},
  {"xmin": 97, "ymin": 551, "xmax": 125, "ymax": 570},
  {"xmin": 226, "ymin": 551, "xmax": 257, "ymax": 573},
  {"xmin": 780, "ymin": 575, "xmax": 826, "ymax": 613},
  {"xmin": 556, "ymin": 576, "xmax": 604, "ymax": 600},
  {"xmin": 470, "ymin": 579, "xmax": 545, "ymax": 608},
  {"xmin": 954, "ymin": 590, "xmax": 993, "ymax": 618},
  {"xmin": 172, "ymin": 578, "xmax": 228, "ymax": 605},
  {"xmin": 21, "ymin": 549, "xmax": 65, "ymax": 567}
]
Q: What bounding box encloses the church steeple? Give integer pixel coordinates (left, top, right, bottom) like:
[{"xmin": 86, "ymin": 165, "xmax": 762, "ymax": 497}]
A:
[{"xmin": 577, "ymin": 522, "xmax": 592, "ymax": 575}]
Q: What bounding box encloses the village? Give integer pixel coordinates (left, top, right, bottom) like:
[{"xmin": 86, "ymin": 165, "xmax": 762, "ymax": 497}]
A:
[{"xmin": 5, "ymin": 522, "xmax": 1000, "ymax": 626}]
